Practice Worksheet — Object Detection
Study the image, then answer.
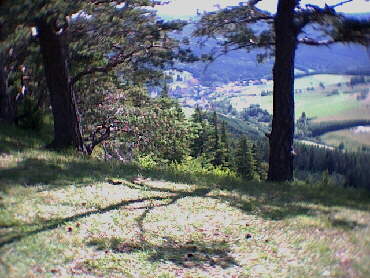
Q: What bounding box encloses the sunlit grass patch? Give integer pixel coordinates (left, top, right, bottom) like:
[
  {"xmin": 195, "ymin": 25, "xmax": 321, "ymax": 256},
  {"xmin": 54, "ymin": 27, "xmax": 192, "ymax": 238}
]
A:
[
  {"xmin": 1, "ymin": 175, "xmax": 369, "ymax": 278},
  {"xmin": 1, "ymin": 125, "xmax": 370, "ymax": 277}
]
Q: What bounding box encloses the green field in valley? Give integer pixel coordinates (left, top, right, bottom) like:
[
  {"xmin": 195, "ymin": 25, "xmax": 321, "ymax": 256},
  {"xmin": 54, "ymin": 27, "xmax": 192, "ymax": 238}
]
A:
[
  {"xmin": 230, "ymin": 74, "xmax": 368, "ymax": 120},
  {"xmin": 227, "ymin": 74, "xmax": 370, "ymax": 148},
  {"xmin": 183, "ymin": 74, "xmax": 370, "ymax": 149},
  {"xmin": 320, "ymin": 127, "xmax": 370, "ymax": 150}
]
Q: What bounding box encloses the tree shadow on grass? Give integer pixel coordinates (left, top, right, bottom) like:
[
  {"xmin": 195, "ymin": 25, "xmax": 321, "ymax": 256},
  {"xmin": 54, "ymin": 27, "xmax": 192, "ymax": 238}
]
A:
[
  {"xmin": 0, "ymin": 181, "xmax": 239, "ymax": 272},
  {"xmin": 1, "ymin": 156, "xmax": 369, "ymax": 252},
  {"xmin": 124, "ymin": 180, "xmax": 370, "ymax": 229},
  {"xmin": 0, "ymin": 194, "xmax": 171, "ymax": 248},
  {"xmin": 0, "ymin": 122, "xmax": 53, "ymax": 154},
  {"xmin": 0, "ymin": 172, "xmax": 368, "ymax": 276},
  {"xmin": 329, "ymin": 218, "xmax": 368, "ymax": 230},
  {"xmin": 85, "ymin": 185, "xmax": 238, "ymax": 271},
  {"xmin": 0, "ymin": 184, "xmax": 212, "ymax": 247},
  {"xmin": 1, "ymin": 154, "xmax": 369, "ymax": 214},
  {"xmin": 0, "ymin": 157, "xmax": 139, "ymax": 189},
  {"xmin": 1, "ymin": 156, "xmax": 369, "ymax": 217},
  {"xmin": 88, "ymin": 237, "xmax": 238, "ymax": 270}
]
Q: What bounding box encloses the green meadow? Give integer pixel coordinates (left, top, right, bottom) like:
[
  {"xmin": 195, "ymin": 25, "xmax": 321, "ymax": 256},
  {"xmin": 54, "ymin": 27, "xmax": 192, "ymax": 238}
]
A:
[{"xmin": 231, "ymin": 74, "xmax": 367, "ymax": 121}]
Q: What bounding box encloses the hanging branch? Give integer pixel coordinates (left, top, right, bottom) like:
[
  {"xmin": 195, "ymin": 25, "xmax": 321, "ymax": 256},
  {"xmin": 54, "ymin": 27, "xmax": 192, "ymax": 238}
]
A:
[
  {"xmin": 70, "ymin": 45, "xmax": 155, "ymax": 86},
  {"xmin": 298, "ymin": 37, "xmax": 336, "ymax": 46},
  {"xmin": 86, "ymin": 123, "xmax": 112, "ymax": 155}
]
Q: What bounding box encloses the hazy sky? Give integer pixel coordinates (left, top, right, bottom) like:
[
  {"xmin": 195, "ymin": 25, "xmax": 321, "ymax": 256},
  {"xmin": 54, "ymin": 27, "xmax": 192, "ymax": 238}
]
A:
[{"xmin": 156, "ymin": 0, "xmax": 370, "ymax": 18}]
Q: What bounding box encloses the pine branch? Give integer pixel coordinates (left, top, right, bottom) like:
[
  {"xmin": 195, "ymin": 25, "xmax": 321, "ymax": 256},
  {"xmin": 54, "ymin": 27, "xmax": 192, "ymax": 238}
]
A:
[
  {"xmin": 70, "ymin": 46, "xmax": 154, "ymax": 85},
  {"xmin": 209, "ymin": 15, "xmax": 273, "ymax": 30}
]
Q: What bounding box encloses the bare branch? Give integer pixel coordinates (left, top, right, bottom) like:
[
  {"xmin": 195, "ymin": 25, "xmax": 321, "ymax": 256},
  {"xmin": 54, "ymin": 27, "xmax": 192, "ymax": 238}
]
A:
[
  {"xmin": 86, "ymin": 124, "xmax": 111, "ymax": 155},
  {"xmin": 247, "ymin": 0, "xmax": 263, "ymax": 6},
  {"xmin": 298, "ymin": 37, "xmax": 336, "ymax": 46},
  {"xmin": 330, "ymin": 0, "xmax": 353, "ymax": 9}
]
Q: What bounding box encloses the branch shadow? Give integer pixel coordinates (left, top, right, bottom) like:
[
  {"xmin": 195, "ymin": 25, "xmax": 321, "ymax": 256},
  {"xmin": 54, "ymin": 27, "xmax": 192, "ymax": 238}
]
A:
[
  {"xmin": 0, "ymin": 158, "xmax": 138, "ymax": 189},
  {"xmin": 329, "ymin": 218, "xmax": 367, "ymax": 230},
  {"xmin": 1, "ymin": 156, "xmax": 369, "ymax": 253},
  {"xmin": 0, "ymin": 178, "xmax": 240, "ymax": 271},
  {"xmin": 126, "ymin": 181, "xmax": 370, "ymax": 229},
  {"xmin": 0, "ymin": 182, "xmax": 212, "ymax": 246},
  {"xmin": 88, "ymin": 237, "xmax": 238, "ymax": 269},
  {"xmin": 0, "ymin": 195, "xmax": 171, "ymax": 248},
  {"xmin": 86, "ymin": 185, "xmax": 238, "ymax": 270},
  {"xmin": 1, "ymin": 155, "xmax": 369, "ymax": 215}
]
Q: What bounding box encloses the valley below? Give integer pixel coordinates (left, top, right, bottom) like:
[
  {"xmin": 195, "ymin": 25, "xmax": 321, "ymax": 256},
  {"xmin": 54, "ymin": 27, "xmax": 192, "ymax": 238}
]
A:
[{"xmin": 163, "ymin": 71, "xmax": 370, "ymax": 150}]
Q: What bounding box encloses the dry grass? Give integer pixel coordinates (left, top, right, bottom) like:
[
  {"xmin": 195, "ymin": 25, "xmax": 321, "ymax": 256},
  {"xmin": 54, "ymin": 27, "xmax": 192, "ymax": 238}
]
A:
[{"xmin": 1, "ymin": 125, "xmax": 370, "ymax": 278}]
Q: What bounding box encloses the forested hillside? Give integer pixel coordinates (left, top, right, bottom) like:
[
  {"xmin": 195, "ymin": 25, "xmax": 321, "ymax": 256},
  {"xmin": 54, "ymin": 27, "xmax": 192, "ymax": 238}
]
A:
[{"xmin": 174, "ymin": 22, "xmax": 370, "ymax": 84}]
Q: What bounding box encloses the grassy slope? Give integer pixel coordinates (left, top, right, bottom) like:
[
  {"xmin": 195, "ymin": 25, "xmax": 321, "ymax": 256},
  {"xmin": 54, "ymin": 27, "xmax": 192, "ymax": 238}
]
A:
[
  {"xmin": 1, "ymin": 125, "xmax": 370, "ymax": 278},
  {"xmin": 320, "ymin": 129, "xmax": 370, "ymax": 150}
]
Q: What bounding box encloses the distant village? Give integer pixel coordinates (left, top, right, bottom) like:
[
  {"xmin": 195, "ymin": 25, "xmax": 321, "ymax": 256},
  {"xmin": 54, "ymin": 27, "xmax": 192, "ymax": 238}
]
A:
[{"xmin": 150, "ymin": 69, "xmax": 271, "ymax": 110}]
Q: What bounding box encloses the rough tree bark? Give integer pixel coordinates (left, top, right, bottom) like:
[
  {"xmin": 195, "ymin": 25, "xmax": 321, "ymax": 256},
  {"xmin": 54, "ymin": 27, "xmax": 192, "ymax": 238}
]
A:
[
  {"xmin": 36, "ymin": 18, "xmax": 85, "ymax": 151},
  {"xmin": 0, "ymin": 40, "xmax": 16, "ymax": 123},
  {"xmin": 267, "ymin": 0, "xmax": 297, "ymax": 181}
]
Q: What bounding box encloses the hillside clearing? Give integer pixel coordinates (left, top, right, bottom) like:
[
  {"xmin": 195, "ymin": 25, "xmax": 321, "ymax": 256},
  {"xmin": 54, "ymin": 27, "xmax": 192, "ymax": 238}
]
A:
[
  {"xmin": 1, "ymin": 127, "xmax": 370, "ymax": 278},
  {"xmin": 320, "ymin": 128, "xmax": 370, "ymax": 150}
]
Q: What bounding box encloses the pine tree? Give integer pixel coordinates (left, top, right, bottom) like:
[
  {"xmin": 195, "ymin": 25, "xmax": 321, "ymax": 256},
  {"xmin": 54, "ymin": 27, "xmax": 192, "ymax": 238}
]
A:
[
  {"xmin": 252, "ymin": 143, "xmax": 265, "ymax": 180},
  {"xmin": 204, "ymin": 111, "xmax": 225, "ymax": 167},
  {"xmin": 220, "ymin": 120, "xmax": 231, "ymax": 167},
  {"xmin": 1, "ymin": 0, "xmax": 191, "ymax": 153},
  {"xmin": 235, "ymin": 136, "xmax": 257, "ymax": 180},
  {"xmin": 190, "ymin": 106, "xmax": 209, "ymax": 158},
  {"xmin": 202, "ymin": 112, "xmax": 232, "ymax": 168},
  {"xmin": 209, "ymin": 111, "xmax": 220, "ymax": 165}
]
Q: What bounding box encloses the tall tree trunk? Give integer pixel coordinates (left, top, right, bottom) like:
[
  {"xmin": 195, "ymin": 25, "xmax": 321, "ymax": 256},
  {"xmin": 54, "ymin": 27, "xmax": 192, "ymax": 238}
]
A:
[
  {"xmin": 36, "ymin": 18, "xmax": 85, "ymax": 152},
  {"xmin": 0, "ymin": 51, "xmax": 16, "ymax": 124},
  {"xmin": 267, "ymin": 0, "xmax": 297, "ymax": 181}
]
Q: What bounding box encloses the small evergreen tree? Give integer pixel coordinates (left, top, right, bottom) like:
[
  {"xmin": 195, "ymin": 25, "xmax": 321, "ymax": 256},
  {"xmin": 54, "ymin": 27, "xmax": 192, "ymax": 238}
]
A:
[
  {"xmin": 220, "ymin": 121, "xmax": 231, "ymax": 167},
  {"xmin": 206, "ymin": 111, "xmax": 229, "ymax": 167},
  {"xmin": 208, "ymin": 111, "xmax": 221, "ymax": 165},
  {"xmin": 235, "ymin": 136, "xmax": 257, "ymax": 180},
  {"xmin": 252, "ymin": 143, "xmax": 266, "ymax": 181},
  {"xmin": 190, "ymin": 106, "xmax": 209, "ymax": 158}
]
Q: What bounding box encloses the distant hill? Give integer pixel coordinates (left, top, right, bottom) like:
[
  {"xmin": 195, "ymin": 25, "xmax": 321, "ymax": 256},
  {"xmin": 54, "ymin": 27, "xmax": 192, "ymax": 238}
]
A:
[{"xmin": 173, "ymin": 15, "xmax": 370, "ymax": 84}]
